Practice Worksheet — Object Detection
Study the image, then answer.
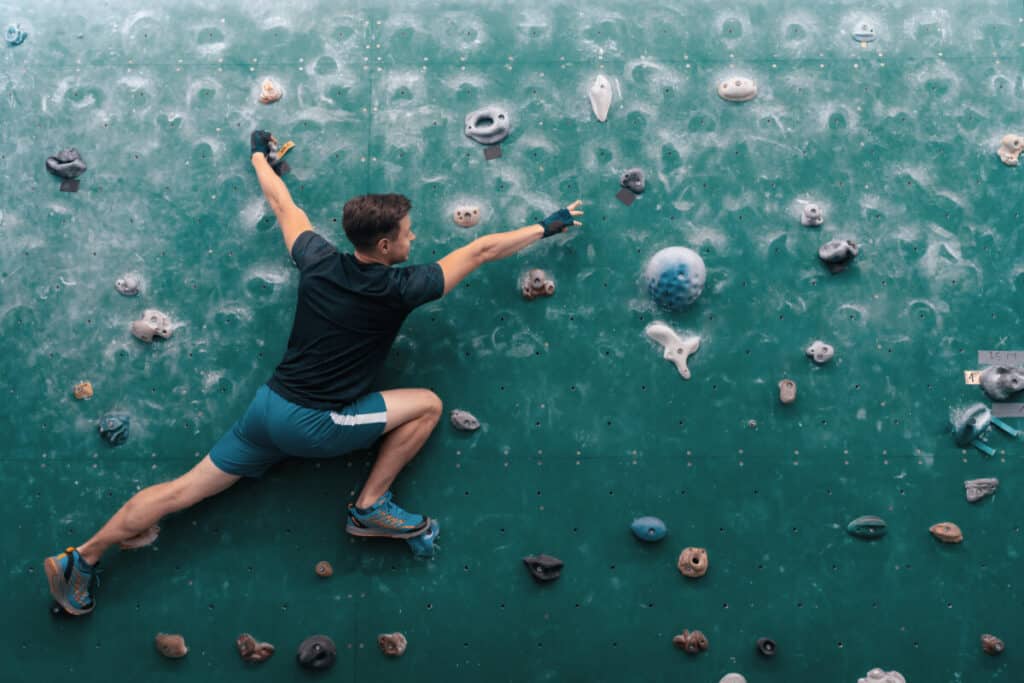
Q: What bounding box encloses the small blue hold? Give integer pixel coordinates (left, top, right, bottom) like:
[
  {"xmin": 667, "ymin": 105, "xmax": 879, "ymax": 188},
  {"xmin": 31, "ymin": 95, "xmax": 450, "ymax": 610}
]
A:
[
  {"xmin": 631, "ymin": 516, "xmax": 667, "ymax": 542},
  {"xmin": 98, "ymin": 413, "xmax": 130, "ymax": 446},
  {"xmin": 406, "ymin": 519, "xmax": 440, "ymax": 558},
  {"xmin": 5, "ymin": 24, "xmax": 27, "ymax": 47}
]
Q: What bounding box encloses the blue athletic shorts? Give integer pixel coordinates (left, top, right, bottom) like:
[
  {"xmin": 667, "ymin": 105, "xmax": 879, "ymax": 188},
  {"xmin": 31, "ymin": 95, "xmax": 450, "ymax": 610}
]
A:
[{"xmin": 210, "ymin": 384, "xmax": 388, "ymax": 478}]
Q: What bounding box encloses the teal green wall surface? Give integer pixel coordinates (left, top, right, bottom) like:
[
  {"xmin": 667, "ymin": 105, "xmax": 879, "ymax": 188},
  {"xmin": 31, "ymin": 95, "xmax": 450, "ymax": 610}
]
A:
[{"xmin": 2, "ymin": 0, "xmax": 1022, "ymax": 680}]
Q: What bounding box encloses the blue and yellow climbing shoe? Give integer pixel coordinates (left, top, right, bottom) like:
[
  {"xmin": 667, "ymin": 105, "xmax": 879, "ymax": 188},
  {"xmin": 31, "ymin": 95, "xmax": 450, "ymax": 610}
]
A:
[
  {"xmin": 346, "ymin": 491, "xmax": 430, "ymax": 539},
  {"xmin": 44, "ymin": 547, "xmax": 98, "ymax": 615}
]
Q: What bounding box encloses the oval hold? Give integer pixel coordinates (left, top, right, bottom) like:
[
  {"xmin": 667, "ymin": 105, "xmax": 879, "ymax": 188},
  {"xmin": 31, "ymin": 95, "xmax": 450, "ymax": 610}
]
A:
[
  {"xmin": 717, "ymin": 76, "xmax": 757, "ymax": 102},
  {"xmin": 929, "ymin": 521, "xmax": 963, "ymax": 544},
  {"xmin": 523, "ymin": 553, "xmax": 563, "ymax": 582},
  {"xmin": 852, "ymin": 23, "xmax": 877, "ymax": 43},
  {"xmin": 155, "ymin": 633, "xmax": 188, "ymax": 659},
  {"xmin": 847, "ymin": 515, "xmax": 887, "ymax": 539},
  {"xmin": 630, "ymin": 516, "xmax": 667, "ymax": 542},
  {"xmin": 756, "ymin": 637, "xmax": 777, "ymax": 657},
  {"xmin": 677, "ymin": 547, "xmax": 708, "ymax": 578},
  {"xmin": 450, "ymin": 409, "xmax": 480, "ymax": 431},
  {"xmin": 314, "ymin": 560, "xmax": 333, "ymax": 578},
  {"xmin": 589, "ymin": 74, "xmax": 613, "ymax": 122},
  {"xmin": 296, "ymin": 635, "xmax": 336, "ymax": 670}
]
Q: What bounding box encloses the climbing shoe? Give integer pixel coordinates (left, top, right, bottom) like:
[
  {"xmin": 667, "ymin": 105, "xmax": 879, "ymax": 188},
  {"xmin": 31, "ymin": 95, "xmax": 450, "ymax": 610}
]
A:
[
  {"xmin": 345, "ymin": 491, "xmax": 430, "ymax": 539},
  {"xmin": 44, "ymin": 546, "xmax": 99, "ymax": 616}
]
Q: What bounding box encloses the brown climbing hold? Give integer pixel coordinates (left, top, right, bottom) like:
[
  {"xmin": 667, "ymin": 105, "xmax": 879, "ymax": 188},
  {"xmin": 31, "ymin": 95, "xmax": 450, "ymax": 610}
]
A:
[
  {"xmin": 236, "ymin": 633, "xmax": 275, "ymax": 662},
  {"xmin": 73, "ymin": 381, "xmax": 93, "ymax": 400},
  {"xmin": 155, "ymin": 633, "xmax": 188, "ymax": 659},
  {"xmin": 672, "ymin": 629, "xmax": 709, "ymax": 654},
  {"xmin": 378, "ymin": 632, "xmax": 407, "ymax": 657},
  {"xmin": 521, "ymin": 269, "xmax": 555, "ymax": 300},
  {"xmin": 981, "ymin": 633, "xmax": 1004, "ymax": 655},
  {"xmin": 929, "ymin": 522, "xmax": 963, "ymax": 544},
  {"xmin": 314, "ymin": 560, "xmax": 333, "ymax": 578},
  {"xmin": 677, "ymin": 547, "xmax": 709, "ymax": 578},
  {"xmin": 779, "ymin": 379, "xmax": 797, "ymax": 404},
  {"xmin": 259, "ymin": 78, "xmax": 283, "ymax": 104}
]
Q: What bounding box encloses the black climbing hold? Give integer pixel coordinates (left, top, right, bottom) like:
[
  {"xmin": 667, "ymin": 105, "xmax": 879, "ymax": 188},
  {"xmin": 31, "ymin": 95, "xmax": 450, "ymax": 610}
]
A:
[
  {"xmin": 756, "ymin": 637, "xmax": 777, "ymax": 657},
  {"xmin": 523, "ymin": 554, "xmax": 563, "ymax": 582},
  {"xmin": 98, "ymin": 413, "xmax": 130, "ymax": 446},
  {"xmin": 46, "ymin": 148, "xmax": 87, "ymax": 180},
  {"xmin": 615, "ymin": 187, "xmax": 637, "ymax": 206},
  {"xmin": 620, "ymin": 168, "xmax": 645, "ymax": 194},
  {"xmin": 296, "ymin": 635, "xmax": 336, "ymax": 670},
  {"xmin": 817, "ymin": 239, "xmax": 858, "ymax": 273}
]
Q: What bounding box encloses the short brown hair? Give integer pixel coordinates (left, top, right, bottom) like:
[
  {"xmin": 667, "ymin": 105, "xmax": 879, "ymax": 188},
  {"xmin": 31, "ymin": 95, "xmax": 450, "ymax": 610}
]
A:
[{"xmin": 342, "ymin": 193, "xmax": 412, "ymax": 250}]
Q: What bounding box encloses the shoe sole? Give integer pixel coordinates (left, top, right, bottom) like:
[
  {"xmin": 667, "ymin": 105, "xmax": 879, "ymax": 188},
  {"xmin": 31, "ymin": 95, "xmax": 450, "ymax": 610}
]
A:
[
  {"xmin": 43, "ymin": 557, "xmax": 93, "ymax": 616},
  {"xmin": 345, "ymin": 517, "xmax": 432, "ymax": 539}
]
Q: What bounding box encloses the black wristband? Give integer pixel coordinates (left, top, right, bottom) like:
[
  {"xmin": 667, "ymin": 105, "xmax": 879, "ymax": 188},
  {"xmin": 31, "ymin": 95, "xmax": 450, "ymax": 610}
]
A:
[{"xmin": 540, "ymin": 208, "xmax": 573, "ymax": 238}]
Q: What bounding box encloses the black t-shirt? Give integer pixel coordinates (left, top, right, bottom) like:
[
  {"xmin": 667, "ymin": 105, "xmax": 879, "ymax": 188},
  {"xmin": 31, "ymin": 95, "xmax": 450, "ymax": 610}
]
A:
[{"xmin": 267, "ymin": 231, "xmax": 445, "ymax": 409}]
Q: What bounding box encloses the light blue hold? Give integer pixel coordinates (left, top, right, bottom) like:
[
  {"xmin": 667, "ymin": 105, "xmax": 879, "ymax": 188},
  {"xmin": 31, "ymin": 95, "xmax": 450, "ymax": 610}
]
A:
[
  {"xmin": 5, "ymin": 24, "xmax": 27, "ymax": 46},
  {"xmin": 631, "ymin": 516, "xmax": 667, "ymax": 542},
  {"xmin": 950, "ymin": 402, "xmax": 1018, "ymax": 456},
  {"xmin": 406, "ymin": 518, "xmax": 440, "ymax": 558},
  {"xmin": 644, "ymin": 247, "xmax": 706, "ymax": 311}
]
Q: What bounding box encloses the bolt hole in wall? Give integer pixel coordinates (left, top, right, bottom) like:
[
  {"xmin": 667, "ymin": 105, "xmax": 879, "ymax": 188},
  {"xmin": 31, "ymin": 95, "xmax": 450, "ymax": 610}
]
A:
[{"xmin": 5, "ymin": 0, "xmax": 1023, "ymax": 681}]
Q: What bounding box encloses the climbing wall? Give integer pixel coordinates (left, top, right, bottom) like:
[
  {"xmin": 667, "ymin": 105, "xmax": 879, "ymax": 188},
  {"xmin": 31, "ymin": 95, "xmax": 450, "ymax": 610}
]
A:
[{"xmin": 3, "ymin": 0, "xmax": 1022, "ymax": 680}]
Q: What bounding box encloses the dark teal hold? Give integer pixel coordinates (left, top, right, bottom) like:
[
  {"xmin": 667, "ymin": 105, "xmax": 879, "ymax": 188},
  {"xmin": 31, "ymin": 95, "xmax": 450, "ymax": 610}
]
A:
[
  {"xmin": 406, "ymin": 519, "xmax": 439, "ymax": 558},
  {"xmin": 631, "ymin": 516, "xmax": 667, "ymax": 542},
  {"xmin": 846, "ymin": 515, "xmax": 886, "ymax": 539},
  {"xmin": 5, "ymin": 24, "xmax": 27, "ymax": 46},
  {"xmin": 98, "ymin": 413, "xmax": 130, "ymax": 446}
]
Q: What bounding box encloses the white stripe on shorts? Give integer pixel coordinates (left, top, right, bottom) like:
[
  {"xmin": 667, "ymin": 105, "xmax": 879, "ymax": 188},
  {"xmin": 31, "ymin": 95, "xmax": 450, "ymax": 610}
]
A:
[{"xmin": 329, "ymin": 410, "xmax": 388, "ymax": 427}]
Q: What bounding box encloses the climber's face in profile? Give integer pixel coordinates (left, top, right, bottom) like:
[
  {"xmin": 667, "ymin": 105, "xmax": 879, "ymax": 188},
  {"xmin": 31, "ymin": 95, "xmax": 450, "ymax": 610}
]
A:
[{"xmin": 379, "ymin": 214, "xmax": 415, "ymax": 265}]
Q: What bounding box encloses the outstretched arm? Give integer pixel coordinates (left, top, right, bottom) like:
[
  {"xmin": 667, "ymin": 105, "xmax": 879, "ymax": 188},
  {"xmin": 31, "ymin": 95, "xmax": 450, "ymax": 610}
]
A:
[
  {"xmin": 437, "ymin": 200, "xmax": 583, "ymax": 296},
  {"xmin": 250, "ymin": 132, "xmax": 312, "ymax": 254}
]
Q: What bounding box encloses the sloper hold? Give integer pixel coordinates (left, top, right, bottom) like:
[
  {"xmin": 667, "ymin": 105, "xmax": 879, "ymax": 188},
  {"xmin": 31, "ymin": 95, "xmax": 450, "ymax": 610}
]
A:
[
  {"xmin": 852, "ymin": 23, "xmax": 877, "ymax": 43},
  {"xmin": 155, "ymin": 633, "xmax": 188, "ymax": 659},
  {"xmin": 979, "ymin": 366, "xmax": 1024, "ymax": 401},
  {"xmin": 464, "ymin": 106, "xmax": 511, "ymax": 145},
  {"xmin": 644, "ymin": 322, "xmax": 700, "ymax": 380},
  {"xmin": 115, "ymin": 273, "xmax": 141, "ymax": 296},
  {"xmin": 589, "ymin": 74, "xmax": 612, "ymax": 122},
  {"xmin": 964, "ymin": 478, "xmax": 998, "ymax": 503},
  {"xmin": 259, "ymin": 78, "xmax": 283, "ymax": 104},
  {"xmin": 847, "ymin": 515, "xmax": 886, "ymax": 539},
  {"xmin": 523, "ymin": 554, "xmax": 563, "ymax": 582},
  {"xmin": 720, "ymin": 676, "xmax": 747, "ymax": 683},
  {"xmin": 296, "ymin": 635, "xmax": 336, "ymax": 670},
  {"xmin": 818, "ymin": 239, "xmax": 858, "ymax": 273},
  {"xmin": 717, "ymin": 77, "xmax": 757, "ymax": 102},
  {"xmin": 630, "ymin": 516, "xmax": 667, "ymax": 542},
  {"xmin": 858, "ymin": 670, "xmax": 905, "ymax": 683},
  {"xmin": 237, "ymin": 633, "xmax": 275, "ymax": 662},
  {"xmin": 450, "ymin": 409, "xmax": 480, "ymax": 431},
  {"xmin": 929, "ymin": 521, "xmax": 963, "ymax": 543}
]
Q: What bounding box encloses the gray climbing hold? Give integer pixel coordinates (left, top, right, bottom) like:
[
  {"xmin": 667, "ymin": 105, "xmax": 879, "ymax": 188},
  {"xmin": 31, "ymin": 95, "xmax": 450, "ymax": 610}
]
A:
[
  {"xmin": 800, "ymin": 203, "xmax": 824, "ymax": 227},
  {"xmin": 296, "ymin": 635, "xmax": 336, "ymax": 671},
  {"xmin": 589, "ymin": 74, "xmax": 612, "ymax": 122},
  {"xmin": 620, "ymin": 168, "xmax": 645, "ymax": 194},
  {"xmin": 5, "ymin": 24, "xmax": 27, "ymax": 46},
  {"xmin": 818, "ymin": 239, "xmax": 858, "ymax": 273},
  {"xmin": 806, "ymin": 340, "xmax": 834, "ymax": 364},
  {"xmin": 858, "ymin": 670, "xmax": 905, "ymax": 683},
  {"xmin": 523, "ymin": 554, "xmax": 563, "ymax": 582},
  {"xmin": 717, "ymin": 76, "xmax": 757, "ymax": 102},
  {"xmin": 464, "ymin": 106, "xmax": 510, "ymax": 145},
  {"xmin": 115, "ymin": 273, "xmax": 141, "ymax": 297},
  {"xmin": 131, "ymin": 309, "xmax": 173, "ymax": 343},
  {"xmin": 979, "ymin": 366, "xmax": 1024, "ymax": 401},
  {"xmin": 998, "ymin": 134, "xmax": 1023, "ymax": 166},
  {"xmin": 450, "ymin": 409, "xmax": 480, "ymax": 432},
  {"xmin": 453, "ymin": 205, "xmax": 480, "ymax": 228},
  {"xmin": 965, "ymin": 478, "xmax": 999, "ymax": 503},
  {"xmin": 847, "ymin": 515, "xmax": 886, "ymax": 539},
  {"xmin": 45, "ymin": 148, "xmax": 87, "ymax": 180},
  {"xmin": 99, "ymin": 413, "xmax": 130, "ymax": 446},
  {"xmin": 951, "ymin": 403, "xmax": 993, "ymax": 448},
  {"xmin": 852, "ymin": 23, "xmax": 877, "ymax": 43}
]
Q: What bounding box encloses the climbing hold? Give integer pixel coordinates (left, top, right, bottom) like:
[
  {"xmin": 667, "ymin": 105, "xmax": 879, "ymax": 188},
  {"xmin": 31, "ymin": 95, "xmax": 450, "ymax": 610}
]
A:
[
  {"xmin": 314, "ymin": 561, "xmax": 333, "ymax": 578},
  {"xmin": 523, "ymin": 554, "xmax": 563, "ymax": 582},
  {"xmin": 951, "ymin": 403, "xmax": 994, "ymax": 452},
  {"xmin": 644, "ymin": 322, "xmax": 700, "ymax": 380},
  {"xmin": 800, "ymin": 203, "xmax": 824, "ymax": 227},
  {"xmin": 406, "ymin": 518, "xmax": 440, "ymax": 558},
  {"xmin": 45, "ymin": 148, "xmax": 87, "ymax": 180},
  {"xmin": 805, "ymin": 341, "xmax": 834, "ymax": 364},
  {"xmin": 237, "ymin": 633, "xmax": 275, "ymax": 663},
  {"xmin": 847, "ymin": 515, "xmax": 887, "ymax": 539},
  {"xmin": 453, "ymin": 205, "xmax": 480, "ymax": 228},
  {"xmin": 778, "ymin": 379, "xmax": 797, "ymax": 404},
  {"xmin": 756, "ymin": 637, "xmax": 777, "ymax": 657},
  {"xmin": 630, "ymin": 516, "xmax": 667, "ymax": 542},
  {"xmin": 296, "ymin": 635, "xmax": 336, "ymax": 670},
  {"xmin": 464, "ymin": 106, "xmax": 511, "ymax": 145},
  {"xmin": 677, "ymin": 547, "xmax": 708, "ymax": 578},
  {"xmin": 521, "ymin": 268, "xmax": 555, "ymax": 300},
  {"xmin": 979, "ymin": 366, "xmax": 1024, "ymax": 401},
  {"xmin": 717, "ymin": 77, "xmax": 757, "ymax": 102},
  {"xmin": 858, "ymin": 669, "xmax": 905, "ymax": 683},
  {"xmin": 620, "ymin": 168, "xmax": 646, "ymax": 194},
  {"xmin": 98, "ymin": 413, "xmax": 130, "ymax": 447},
  {"xmin": 155, "ymin": 633, "xmax": 188, "ymax": 659},
  {"xmin": 852, "ymin": 23, "xmax": 877, "ymax": 43},
  {"xmin": 818, "ymin": 239, "xmax": 858, "ymax": 273},
  {"xmin": 267, "ymin": 138, "xmax": 296, "ymax": 176},
  {"xmin": 450, "ymin": 409, "xmax": 481, "ymax": 432},
  {"xmin": 5, "ymin": 24, "xmax": 27, "ymax": 46},
  {"xmin": 378, "ymin": 632, "xmax": 407, "ymax": 657},
  {"xmin": 119, "ymin": 525, "xmax": 159, "ymax": 549},
  {"xmin": 73, "ymin": 381, "xmax": 93, "ymax": 400},
  {"xmin": 964, "ymin": 478, "xmax": 999, "ymax": 503},
  {"xmin": 115, "ymin": 273, "xmax": 141, "ymax": 297},
  {"xmin": 997, "ymin": 134, "xmax": 1023, "ymax": 166},
  {"xmin": 644, "ymin": 247, "xmax": 707, "ymax": 310},
  {"xmin": 131, "ymin": 309, "xmax": 173, "ymax": 343},
  {"xmin": 672, "ymin": 629, "xmax": 709, "ymax": 654},
  {"xmin": 719, "ymin": 676, "xmax": 747, "ymax": 683},
  {"xmin": 589, "ymin": 74, "xmax": 613, "ymax": 122},
  {"xmin": 259, "ymin": 78, "xmax": 283, "ymax": 104},
  {"xmin": 981, "ymin": 633, "xmax": 1005, "ymax": 655},
  {"xmin": 929, "ymin": 521, "xmax": 963, "ymax": 544},
  {"xmin": 747, "ymin": 419, "xmax": 758, "ymax": 429}
]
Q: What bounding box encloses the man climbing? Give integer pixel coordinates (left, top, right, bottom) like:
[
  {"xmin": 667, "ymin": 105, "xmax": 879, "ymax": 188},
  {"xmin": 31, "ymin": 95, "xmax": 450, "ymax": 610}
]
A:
[{"xmin": 43, "ymin": 130, "xmax": 584, "ymax": 615}]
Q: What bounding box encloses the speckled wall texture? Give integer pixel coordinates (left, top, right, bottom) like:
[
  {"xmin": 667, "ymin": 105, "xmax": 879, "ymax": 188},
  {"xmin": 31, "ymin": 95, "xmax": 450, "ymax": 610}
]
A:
[{"xmin": 2, "ymin": 0, "xmax": 1022, "ymax": 681}]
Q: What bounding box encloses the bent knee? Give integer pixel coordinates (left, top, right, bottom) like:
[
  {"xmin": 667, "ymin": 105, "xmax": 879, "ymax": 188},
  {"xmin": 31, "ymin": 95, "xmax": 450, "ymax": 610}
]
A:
[{"xmin": 423, "ymin": 390, "xmax": 443, "ymax": 419}]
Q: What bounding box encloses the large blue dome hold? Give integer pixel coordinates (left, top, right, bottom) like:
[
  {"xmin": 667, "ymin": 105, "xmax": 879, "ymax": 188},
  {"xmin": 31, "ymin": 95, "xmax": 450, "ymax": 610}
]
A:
[{"xmin": 644, "ymin": 247, "xmax": 706, "ymax": 310}]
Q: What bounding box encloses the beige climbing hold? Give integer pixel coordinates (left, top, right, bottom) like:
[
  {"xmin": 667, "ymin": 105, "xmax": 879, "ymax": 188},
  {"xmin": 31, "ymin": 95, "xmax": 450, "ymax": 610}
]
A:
[
  {"xmin": 672, "ymin": 629, "xmax": 709, "ymax": 654},
  {"xmin": 645, "ymin": 322, "xmax": 700, "ymax": 380},
  {"xmin": 717, "ymin": 76, "xmax": 757, "ymax": 102},
  {"xmin": 589, "ymin": 74, "xmax": 613, "ymax": 122},
  {"xmin": 929, "ymin": 521, "xmax": 963, "ymax": 543},
  {"xmin": 779, "ymin": 379, "xmax": 797, "ymax": 404},
  {"xmin": 119, "ymin": 525, "xmax": 160, "ymax": 550},
  {"xmin": 378, "ymin": 632, "xmax": 407, "ymax": 657},
  {"xmin": 453, "ymin": 205, "xmax": 480, "ymax": 228},
  {"xmin": 259, "ymin": 78, "xmax": 283, "ymax": 104},
  {"xmin": 314, "ymin": 560, "xmax": 333, "ymax": 578},
  {"xmin": 73, "ymin": 381, "xmax": 93, "ymax": 400},
  {"xmin": 236, "ymin": 633, "xmax": 275, "ymax": 662},
  {"xmin": 998, "ymin": 134, "xmax": 1023, "ymax": 166},
  {"xmin": 521, "ymin": 269, "xmax": 555, "ymax": 300},
  {"xmin": 677, "ymin": 547, "xmax": 709, "ymax": 578},
  {"xmin": 155, "ymin": 633, "xmax": 188, "ymax": 659}
]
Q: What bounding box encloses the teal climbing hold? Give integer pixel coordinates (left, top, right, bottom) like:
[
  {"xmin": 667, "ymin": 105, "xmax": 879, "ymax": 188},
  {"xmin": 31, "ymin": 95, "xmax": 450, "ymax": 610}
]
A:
[
  {"xmin": 98, "ymin": 413, "xmax": 130, "ymax": 446},
  {"xmin": 630, "ymin": 516, "xmax": 667, "ymax": 542},
  {"xmin": 4, "ymin": 24, "xmax": 27, "ymax": 46},
  {"xmin": 846, "ymin": 515, "xmax": 886, "ymax": 539},
  {"xmin": 406, "ymin": 519, "xmax": 440, "ymax": 558}
]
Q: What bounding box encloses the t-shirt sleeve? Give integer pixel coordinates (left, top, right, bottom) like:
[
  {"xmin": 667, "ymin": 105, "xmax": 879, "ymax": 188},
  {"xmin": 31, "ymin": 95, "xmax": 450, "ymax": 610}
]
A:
[
  {"xmin": 393, "ymin": 263, "xmax": 445, "ymax": 310},
  {"xmin": 290, "ymin": 231, "xmax": 337, "ymax": 271}
]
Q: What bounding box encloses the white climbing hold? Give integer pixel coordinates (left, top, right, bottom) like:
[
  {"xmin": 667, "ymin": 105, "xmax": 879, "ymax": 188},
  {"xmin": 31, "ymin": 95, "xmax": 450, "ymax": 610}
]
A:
[
  {"xmin": 800, "ymin": 203, "xmax": 824, "ymax": 226},
  {"xmin": 858, "ymin": 669, "xmax": 906, "ymax": 683},
  {"xmin": 259, "ymin": 78, "xmax": 283, "ymax": 104},
  {"xmin": 644, "ymin": 322, "xmax": 700, "ymax": 380},
  {"xmin": 717, "ymin": 76, "xmax": 757, "ymax": 102},
  {"xmin": 453, "ymin": 205, "xmax": 481, "ymax": 228},
  {"xmin": 998, "ymin": 134, "xmax": 1023, "ymax": 166},
  {"xmin": 589, "ymin": 74, "xmax": 612, "ymax": 122},
  {"xmin": 852, "ymin": 23, "xmax": 877, "ymax": 43},
  {"xmin": 806, "ymin": 340, "xmax": 834, "ymax": 364},
  {"xmin": 719, "ymin": 675, "xmax": 747, "ymax": 683}
]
